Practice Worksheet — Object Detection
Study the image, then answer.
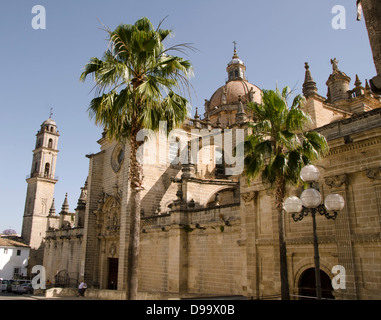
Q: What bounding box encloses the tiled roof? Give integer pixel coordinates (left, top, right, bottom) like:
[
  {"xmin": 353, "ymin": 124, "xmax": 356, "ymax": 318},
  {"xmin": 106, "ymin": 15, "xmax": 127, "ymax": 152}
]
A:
[{"xmin": 0, "ymin": 237, "xmax": 30, "ymax": 248}]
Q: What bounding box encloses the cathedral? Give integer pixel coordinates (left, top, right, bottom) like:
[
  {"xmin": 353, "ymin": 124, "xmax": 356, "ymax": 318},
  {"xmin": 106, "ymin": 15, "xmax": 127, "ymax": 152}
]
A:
[{"xmin": 21, "ymin": 46, "xmax": 381, "ymax": 299}]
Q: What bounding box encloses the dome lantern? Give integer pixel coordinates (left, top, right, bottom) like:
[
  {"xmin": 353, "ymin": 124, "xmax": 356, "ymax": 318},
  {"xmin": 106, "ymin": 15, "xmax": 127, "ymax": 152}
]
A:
[{"xmin": 226, "ymin": 42, "xmax": 246, "ymax": 82}]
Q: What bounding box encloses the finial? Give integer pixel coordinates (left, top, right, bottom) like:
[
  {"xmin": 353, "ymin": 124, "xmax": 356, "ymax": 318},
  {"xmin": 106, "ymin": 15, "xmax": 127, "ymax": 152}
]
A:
[
  {"xmin": 232, "ymin": 41, "xmax": 238, "ymax": 58},
  {"xmin": 49, "ymin": 198, "xmax": 56, "ymax": 216},
  {"xmin": 49, "ymin": 107, "xmax": 53, "ymax": 119},
  {"xmin": 236, "ymin": 95, "xmax": 247, "ymax": 124},
  {"xmin": 216, "ymin": 113, "xmax": 221, "ymax": 127},
  {"xmin": 61, "ymin": 193, "xmax": 69, "ymax": 214},
  {"xmin": 354, "ymin": 74, "xmax": 362, "ymax": 87},
  {"xmin": 194, "ymin": 107, "xmax": 200, "ymax": 119},
  {"xmin": 303, "ymin": 62, "xmax": 318, "ymax": 97},
  {"xmin": 365, "ymin": 79, "xmax": 371, "ymax": 91}
]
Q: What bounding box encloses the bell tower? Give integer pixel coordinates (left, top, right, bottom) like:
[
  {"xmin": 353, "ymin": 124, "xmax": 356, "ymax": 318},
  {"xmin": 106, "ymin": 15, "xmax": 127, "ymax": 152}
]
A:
[{"xmin": 21, "ymin": 112, "xmax": 59, "ymax": 268}]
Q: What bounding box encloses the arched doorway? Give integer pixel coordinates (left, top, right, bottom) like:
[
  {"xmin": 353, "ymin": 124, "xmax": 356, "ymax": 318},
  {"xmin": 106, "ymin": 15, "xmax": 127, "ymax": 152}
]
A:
[{"xmin": 298, "ymin": 268, "xmax": 335, "ymax": 300}]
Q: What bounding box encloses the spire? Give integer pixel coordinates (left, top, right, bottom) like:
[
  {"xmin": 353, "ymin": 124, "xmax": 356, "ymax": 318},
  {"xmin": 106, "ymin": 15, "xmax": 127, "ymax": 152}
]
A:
[
  {"xmin": 76, "ymin": 178, "xmax": 88, "ymax": 211},
  {"xmin": 235, "ymin": 95, "xmax": 247, "ymax": 124},
  {"xmin": 302, "ymin": 62, "xmax": 318, "ymax": 97},
  {"xmin": 232, "ymin": 41, "xmax": 239, "ymax": 59},
  {"xmin": 194, "ymin": 107, "xmax": 200, "ymax": 120},
  {"xmin": 353, "ymin": 74, "xmax": 365, "ymax": 97},
  {"xmin": 60, "ymin": 193, "xmax": 69, "ymax": 214},
  {"xmin": 49, "ymin": 198, "xmax": 56, "ymax": 216},
  {"xmin": 216, "ymin": 113, "xmax": 221, "ymax": 127},
  {"xmin": 355, "ymin": 74, "xmax": 362, "ymax": 87},
  {"xmin": 204, "ymin": 112, "xmax": 212, "ymax": 130},
  {"xmin": 365, "ymin": 79, "xmax": 371, "ymax": 92},
  {"xmin": 193, "ymin": 107, "xmax": 201, "ymax": 129}
]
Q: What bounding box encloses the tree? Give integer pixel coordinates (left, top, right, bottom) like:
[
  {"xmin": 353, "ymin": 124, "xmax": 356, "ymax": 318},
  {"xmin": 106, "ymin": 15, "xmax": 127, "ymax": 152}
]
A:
[
  {"xmin": 357, "ymin": 0, "xmax": 381, "ymax": 93},
  {"xmin": 80, "ymin": 17, "xmax": 194, "ymax": 300},
  {"xmin": 244, "ymin": 87, "xmax": 329, "ymax": 300},
  {"xmin": 2, "ymin": 229, "xmax": 17, "ymax": 235}
]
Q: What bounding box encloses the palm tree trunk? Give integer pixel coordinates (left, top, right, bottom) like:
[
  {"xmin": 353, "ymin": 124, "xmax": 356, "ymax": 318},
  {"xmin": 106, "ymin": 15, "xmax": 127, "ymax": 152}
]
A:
[
  {"xmin": 127, "ymin": 127, "xmax": 143, "ymax": 300},
  {"xmin": 361, "ymin": 0, "xmax": 381, "ymax": 76},
  {"xmin": 275, "ymin": 177, "xmax": 290, "ymax": 300}
]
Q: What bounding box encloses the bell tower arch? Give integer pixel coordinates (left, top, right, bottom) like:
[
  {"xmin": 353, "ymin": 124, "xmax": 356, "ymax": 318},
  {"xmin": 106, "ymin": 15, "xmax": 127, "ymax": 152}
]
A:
[{"xmin": 21, "ymin": 113, "xmax": 59, "ymax": 269}]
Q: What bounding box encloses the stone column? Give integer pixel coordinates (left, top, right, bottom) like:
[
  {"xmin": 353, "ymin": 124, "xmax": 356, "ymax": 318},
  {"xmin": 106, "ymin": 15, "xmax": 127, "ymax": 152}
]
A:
[
  {"xmin": 240, "ymin": 190, "xmax": 258, "ymax": 298},
  {"xmin": 366, "ymin": 167, "xmax": 381, "ymax": 232},
  {"xmin": 81, "ymin": 152, "xmax": 104, "ymax": 287},
  {"xmin": 167, "ymin": 211, "xmax": 189, "ymax": 294},
  {"xmin": 325, "ymin": 174, "xmax": 358, "ymax": 299}
]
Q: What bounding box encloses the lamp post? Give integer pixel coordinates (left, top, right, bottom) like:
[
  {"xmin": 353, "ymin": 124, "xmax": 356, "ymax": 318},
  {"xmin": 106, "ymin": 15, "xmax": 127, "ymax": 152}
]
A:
[{"xmin": 283, "ymin": 165, "xmax": 345, "ymax": 300}]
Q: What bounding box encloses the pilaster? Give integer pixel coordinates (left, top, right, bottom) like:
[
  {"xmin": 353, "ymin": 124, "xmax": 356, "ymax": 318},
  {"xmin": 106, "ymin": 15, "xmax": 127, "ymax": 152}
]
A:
[{"xmin": 325, "ymin": 174, "xmax": 358, "ymax": 299}]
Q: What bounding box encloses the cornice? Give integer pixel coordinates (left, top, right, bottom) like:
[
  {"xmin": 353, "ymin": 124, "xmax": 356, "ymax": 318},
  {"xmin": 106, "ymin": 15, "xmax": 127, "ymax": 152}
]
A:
[{"xmin": 327, "ymin": 136, "xmax": 381, "ymax": 156}]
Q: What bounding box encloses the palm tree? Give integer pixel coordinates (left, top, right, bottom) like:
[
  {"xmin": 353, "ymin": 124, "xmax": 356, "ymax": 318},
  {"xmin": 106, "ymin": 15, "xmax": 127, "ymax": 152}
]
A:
[
  {"xmin": 244, "ymin": 87, "xmax": 329, "ymax": 300},
  {"xmin": 358, "ymin": 0, "xmax": 381, "ymax": 76},
  {"xmin": 80, "ymin": 17, "xmax": 194, "ymax": 300}
]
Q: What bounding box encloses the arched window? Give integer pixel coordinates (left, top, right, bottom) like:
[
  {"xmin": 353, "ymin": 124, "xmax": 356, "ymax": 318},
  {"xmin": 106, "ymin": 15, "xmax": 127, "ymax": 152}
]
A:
[
  {"xmin": 48, "ymin": 139, "xmax": 53, "ymax": 148},
  {"xmin": 117, "ymin": 149, "xmax": 124, "ymax": 165},
  {"xmin": 44, "ymin": 163, "xmax": 50, "ymax": 178}
]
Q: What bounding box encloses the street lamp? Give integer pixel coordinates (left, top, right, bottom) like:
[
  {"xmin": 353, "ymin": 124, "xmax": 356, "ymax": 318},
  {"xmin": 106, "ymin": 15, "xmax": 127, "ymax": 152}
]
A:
[{"xmin": 283, "ymin": 165, "xmax": 345, "ymax": 300}]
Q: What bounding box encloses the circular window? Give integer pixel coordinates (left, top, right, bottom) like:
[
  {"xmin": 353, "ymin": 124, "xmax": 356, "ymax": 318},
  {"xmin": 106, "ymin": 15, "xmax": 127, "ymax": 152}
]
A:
[{"xmin": 111, "ymin": 143, "xmax": 125, "ymax": 173}]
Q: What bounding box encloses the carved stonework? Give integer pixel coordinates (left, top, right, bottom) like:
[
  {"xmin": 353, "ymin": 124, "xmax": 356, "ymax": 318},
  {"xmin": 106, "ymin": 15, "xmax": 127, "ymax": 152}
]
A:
[
  {"xmin": 241, "ymin": 191, "xmax": 257, "ymax": 204},
  {"xmin": 109, "ymin": 242, "xmax": 117, "ymax": 257},
  {"xmin": 111, "ymin": 143, "xmax": 125, "ymax": 173},
  {"xmin": 366, "ymin": 167, "xmax": 381, "ymax": 181},
  {"xmin": 325, "ymin": 174, "xmax": 348, "ymax": 188},
  {"xmin": 93, "ymin": 188, "xmax": 122, "ymax": 237}
]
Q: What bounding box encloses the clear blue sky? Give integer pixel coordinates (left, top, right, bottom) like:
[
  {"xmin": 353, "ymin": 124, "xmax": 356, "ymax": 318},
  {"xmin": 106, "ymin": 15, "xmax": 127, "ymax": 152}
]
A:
[{"xmin": 0, "ymin": 0, "xmax": 374, "ymax": 233}]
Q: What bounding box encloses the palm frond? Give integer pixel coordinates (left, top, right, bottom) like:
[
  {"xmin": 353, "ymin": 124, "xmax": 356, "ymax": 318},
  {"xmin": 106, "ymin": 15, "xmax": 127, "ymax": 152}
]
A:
[
  {"xmin": 80, "ymin": 16, "xmax": 194, "ymax": 140},
  {"xmin": 244, "ymin": 86, "xmax": 329, "ymax": 188}
]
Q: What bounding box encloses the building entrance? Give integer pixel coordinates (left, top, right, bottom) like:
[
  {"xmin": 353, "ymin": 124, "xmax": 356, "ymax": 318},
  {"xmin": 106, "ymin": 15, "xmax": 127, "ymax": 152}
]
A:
[
  {"xmin": 108, "ymin": 258, "xmax": 118, "ymax": 290},
  {"xmin": 298, "ymin": 268, "xmax": 335, "ymax": 300}
]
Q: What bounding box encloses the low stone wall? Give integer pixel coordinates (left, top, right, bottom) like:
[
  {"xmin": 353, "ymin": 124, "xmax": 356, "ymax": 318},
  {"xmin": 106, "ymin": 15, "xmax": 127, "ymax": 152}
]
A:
[
  {"xmin": 45, "ymin": 287, "xmax": 77, "ymax": 298},
  {"xmin": 45, "ymin": 287, "xmax": 222, "ymax": 300}
]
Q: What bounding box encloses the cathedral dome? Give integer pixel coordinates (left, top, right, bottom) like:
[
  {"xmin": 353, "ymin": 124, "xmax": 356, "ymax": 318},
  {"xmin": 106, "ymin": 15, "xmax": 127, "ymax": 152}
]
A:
[
  {"xmin": 206, "ymin": 47, "xmax": 262, "ymax": 112},
  {"xmin": 207, "ymin": 80, "xmax": 262, "ymax": 111}
]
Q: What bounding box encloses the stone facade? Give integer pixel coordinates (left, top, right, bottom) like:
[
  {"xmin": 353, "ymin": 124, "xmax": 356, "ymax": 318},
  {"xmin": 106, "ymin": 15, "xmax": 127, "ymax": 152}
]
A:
[{"xmin": 22, "ymin": 48, "xmax": 381, "ymax": 299}]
